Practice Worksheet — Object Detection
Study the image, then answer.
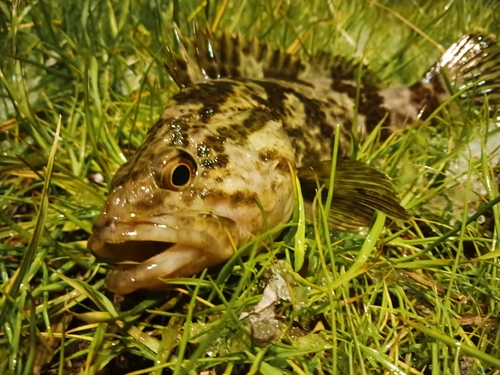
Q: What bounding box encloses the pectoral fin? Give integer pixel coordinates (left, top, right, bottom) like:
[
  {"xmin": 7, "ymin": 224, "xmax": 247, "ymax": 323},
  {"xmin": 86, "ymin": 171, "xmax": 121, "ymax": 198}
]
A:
[{"xmin": 298, "ymin": 160, "xmax": 410, "ymax": 231}]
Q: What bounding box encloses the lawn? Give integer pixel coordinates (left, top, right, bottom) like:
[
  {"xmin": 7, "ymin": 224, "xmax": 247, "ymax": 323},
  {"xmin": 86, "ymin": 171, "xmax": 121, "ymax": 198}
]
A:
[{"xmin": 1, "ymin": 0, "xmax": 500, "ymax": 374}]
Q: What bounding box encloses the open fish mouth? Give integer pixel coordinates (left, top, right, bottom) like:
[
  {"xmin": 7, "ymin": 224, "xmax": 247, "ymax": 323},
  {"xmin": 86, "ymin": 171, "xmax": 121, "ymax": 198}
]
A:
[
  {"xmin": 88, "ymin": 215, "xmax": 238, "ymax": 294},
  {"xmin": 91, "ymin": 240, "xmax": 175, "ymax": 264}
]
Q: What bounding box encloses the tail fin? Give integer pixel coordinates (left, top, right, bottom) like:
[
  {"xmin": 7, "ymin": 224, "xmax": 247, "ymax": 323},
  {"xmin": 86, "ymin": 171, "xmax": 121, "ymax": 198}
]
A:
[{"xmin": 423, "ymin": 33, "xmax": 500, "ymax": 112}]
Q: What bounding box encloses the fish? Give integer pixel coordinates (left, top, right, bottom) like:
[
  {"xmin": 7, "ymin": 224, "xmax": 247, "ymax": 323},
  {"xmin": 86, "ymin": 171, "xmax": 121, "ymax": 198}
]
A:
[{"xmin": 87, "ymin": 24, "xmax": 500, "ymax": 295}]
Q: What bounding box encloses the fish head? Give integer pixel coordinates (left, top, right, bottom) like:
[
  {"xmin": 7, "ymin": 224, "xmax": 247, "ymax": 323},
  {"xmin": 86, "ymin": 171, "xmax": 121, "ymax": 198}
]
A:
[{"xmin": 88, "ymin": 81, "xmax": 296, "ymax": 294}]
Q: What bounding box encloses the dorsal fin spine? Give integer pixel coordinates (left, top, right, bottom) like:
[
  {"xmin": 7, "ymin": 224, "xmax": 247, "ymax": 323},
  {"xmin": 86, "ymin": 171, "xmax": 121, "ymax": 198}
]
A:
[{"xmin": 163, "ymin": 23, "xmax": 376, "ymax": 89}]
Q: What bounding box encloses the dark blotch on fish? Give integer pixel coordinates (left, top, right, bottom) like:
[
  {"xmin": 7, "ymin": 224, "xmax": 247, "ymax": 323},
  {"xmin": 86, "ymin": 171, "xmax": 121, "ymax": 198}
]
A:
[
  {"xmin": 174, "ymin": 81, "xmax": 237, "ymax": 123},
  {"xmin": 200, "ymin": 154, "xmax": 230, "ymax": 169},
  {"xmin": 259, "ymin": 148, "xmax": 278, "ymax": 161},
  {"xmin": 331, "ymin": 78, "xmax": 387, "ymax": 135},
  {"xmin": 257, "ymin": 80, "xmax": 334, "ymax": 166},
  {"xmin": 409, "ymin": 81, "xmax": 441, "ymax": 121},
  {"xmin": 204, "ymin": 135, "xmax": 226, "ymax": 153},
  {"xmin": 231, "ymin": 190, "xmax": 257, "ymax": 204}
]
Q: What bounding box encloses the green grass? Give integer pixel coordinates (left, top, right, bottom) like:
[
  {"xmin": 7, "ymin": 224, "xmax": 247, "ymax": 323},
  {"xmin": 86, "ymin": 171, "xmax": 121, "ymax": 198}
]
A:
[{"xmin": 1, "ymin": 0, "xmax": 500, "ymax": 374}]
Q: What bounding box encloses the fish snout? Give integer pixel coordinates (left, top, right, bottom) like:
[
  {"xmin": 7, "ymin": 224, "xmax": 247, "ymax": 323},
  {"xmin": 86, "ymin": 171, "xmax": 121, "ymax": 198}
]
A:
[
  {"xmin": 87, "ymin": 212, "xmax": 119, "ymax": 261},
  {"xmin": 87, "ymin": 212, "xmax": 242, "ymax": 294}
]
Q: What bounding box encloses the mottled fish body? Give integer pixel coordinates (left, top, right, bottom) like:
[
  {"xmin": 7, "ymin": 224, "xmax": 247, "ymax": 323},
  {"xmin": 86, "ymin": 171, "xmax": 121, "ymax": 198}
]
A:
[{"xmin": 88, "ymin": 26, "xmax": 500, "ymax": 294}]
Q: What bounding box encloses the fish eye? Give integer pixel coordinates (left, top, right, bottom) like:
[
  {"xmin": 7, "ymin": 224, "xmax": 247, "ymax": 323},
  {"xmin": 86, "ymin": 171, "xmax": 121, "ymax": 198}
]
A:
[
  {"xmin": 171, "ymin": 164, "xmax": 191, "ymax": 186},
  {"xmin": 158, "ymin": 151, "xmax": 196, "ymax": 191}
]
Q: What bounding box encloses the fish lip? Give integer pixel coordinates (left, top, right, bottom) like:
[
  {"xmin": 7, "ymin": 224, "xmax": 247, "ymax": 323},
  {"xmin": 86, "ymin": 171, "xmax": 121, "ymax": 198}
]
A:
[
  {"xmin": 87, "ymin": 214, "xmax": 230, "ymax": 262},
  {"xmin": 87, "ymin": 213, "xmax": 239, "ymax": 294}
]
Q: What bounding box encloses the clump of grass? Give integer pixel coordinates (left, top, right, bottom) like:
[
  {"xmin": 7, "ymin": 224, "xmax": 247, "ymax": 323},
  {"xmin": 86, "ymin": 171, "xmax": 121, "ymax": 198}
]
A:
[{"xmin": 1, "ymin": 0, "xmax": 500, "ymax": 374}]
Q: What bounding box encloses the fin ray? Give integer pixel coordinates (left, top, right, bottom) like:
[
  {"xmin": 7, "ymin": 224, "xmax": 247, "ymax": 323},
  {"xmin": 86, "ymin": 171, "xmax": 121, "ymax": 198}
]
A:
[
  {"xmin": 425, "ymin": 33, "xmax": 500, "ymax": 109},
  {"xmin": 164, "ymin": 22, "xmax": 377, "ymax": 88},
  {"xmin": 298, "ymin": 160, "xmax": 410, "ymax": 232}
]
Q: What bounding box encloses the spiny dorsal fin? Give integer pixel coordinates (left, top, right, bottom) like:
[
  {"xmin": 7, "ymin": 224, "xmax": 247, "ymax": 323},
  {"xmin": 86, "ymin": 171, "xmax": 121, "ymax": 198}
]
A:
[
  {"xmin": 164, "ymin": 23, "xmax": 378, "ymax": 88},
  {"xmin": 425, "ymin": 33, "xmax": 500, "ymax": 107}
]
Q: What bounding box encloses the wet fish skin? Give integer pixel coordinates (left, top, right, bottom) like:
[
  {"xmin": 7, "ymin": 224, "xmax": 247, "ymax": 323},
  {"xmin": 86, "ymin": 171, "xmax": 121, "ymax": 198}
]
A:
[{"xmin": 88, "ymin": 28, "xmax": 500, "ymax": 294}]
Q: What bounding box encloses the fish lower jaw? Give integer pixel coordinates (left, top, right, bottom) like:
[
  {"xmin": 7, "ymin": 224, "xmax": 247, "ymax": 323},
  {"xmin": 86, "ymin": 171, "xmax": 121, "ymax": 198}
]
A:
[{"xmin": 104, "ymin": 243, "xmax": 218, "ymax": 294}]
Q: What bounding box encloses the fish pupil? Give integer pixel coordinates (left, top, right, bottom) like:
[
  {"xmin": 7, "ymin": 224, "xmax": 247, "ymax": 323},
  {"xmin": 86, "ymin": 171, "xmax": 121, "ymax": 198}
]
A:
[{"xmin": 172, "ymin": 164, "xmax": 191, "ymax": 187}]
